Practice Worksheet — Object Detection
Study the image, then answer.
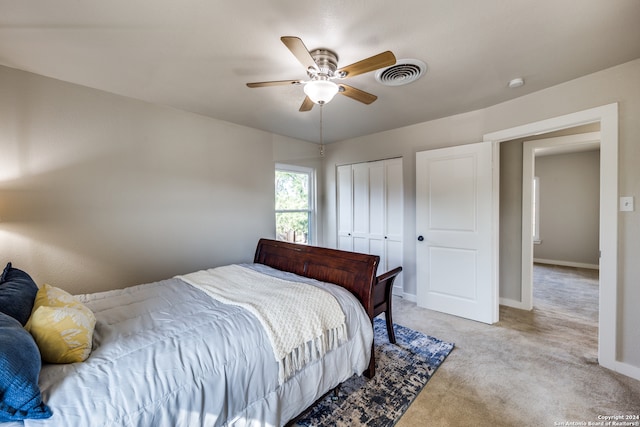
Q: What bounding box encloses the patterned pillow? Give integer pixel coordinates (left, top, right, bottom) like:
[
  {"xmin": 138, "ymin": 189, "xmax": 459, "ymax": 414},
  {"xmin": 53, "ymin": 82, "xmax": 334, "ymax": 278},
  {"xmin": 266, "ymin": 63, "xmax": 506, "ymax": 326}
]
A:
[
  {"xmin": 27, "ymin": 284, "xmax": 96, "ymax": 364},
  {"xmin": 0, "ymin": 312, "xmax": 52, "ymax": 421}
]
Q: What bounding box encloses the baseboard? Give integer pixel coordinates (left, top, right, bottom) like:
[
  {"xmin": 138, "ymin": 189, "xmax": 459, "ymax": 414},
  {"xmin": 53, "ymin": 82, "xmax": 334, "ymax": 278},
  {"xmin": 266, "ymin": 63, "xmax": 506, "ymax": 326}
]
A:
[
  {"xmin": 388, "ymin": 281, "xmax": 416, "ymax": 302},
  {"xmin": 400, "ymin": 291, "xmax": 417, "ymax": 303},
  {"xmin": 399, "ymin": 294, "xmax": 522, "ymax": 307},
  {"xmin": 391, "ymin": 286, "xmax": 404, "ymax": 298},
  {"xmin": 500, "ymin": 297, "xmax": 529, "ymax": 310},
  {"xmin": 533, "ymin": 258, "xmax": 599, "ymax": 270},
  {"xmin": 606, "ymin": 360, "xmax": 640, "ymax": 382}
]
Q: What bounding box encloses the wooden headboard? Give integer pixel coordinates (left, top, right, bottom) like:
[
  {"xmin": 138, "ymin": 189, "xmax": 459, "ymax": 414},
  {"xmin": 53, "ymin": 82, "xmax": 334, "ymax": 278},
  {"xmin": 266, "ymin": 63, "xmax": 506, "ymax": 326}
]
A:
[
  {"xmin": 254, "ymin": 238, "xmax": 380, "ymax": 376},
  {"xmin": 254, "ymin": 238, "xmax": 380, "ymax": 318}
]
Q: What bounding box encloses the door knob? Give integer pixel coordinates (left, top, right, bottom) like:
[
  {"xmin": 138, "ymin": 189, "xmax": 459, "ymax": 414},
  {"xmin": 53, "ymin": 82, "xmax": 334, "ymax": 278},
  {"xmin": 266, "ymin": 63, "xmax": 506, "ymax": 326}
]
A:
[{"xmin": 417, "ymin": 235, "xmax": 424, "ymax": 241}]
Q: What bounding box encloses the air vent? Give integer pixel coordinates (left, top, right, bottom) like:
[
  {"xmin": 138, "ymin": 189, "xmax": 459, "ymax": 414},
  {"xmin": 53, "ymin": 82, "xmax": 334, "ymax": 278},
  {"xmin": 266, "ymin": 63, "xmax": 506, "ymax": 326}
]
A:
[{"xmin": 375, "ymin": 59, "xmax": 427, "ymax": 86}]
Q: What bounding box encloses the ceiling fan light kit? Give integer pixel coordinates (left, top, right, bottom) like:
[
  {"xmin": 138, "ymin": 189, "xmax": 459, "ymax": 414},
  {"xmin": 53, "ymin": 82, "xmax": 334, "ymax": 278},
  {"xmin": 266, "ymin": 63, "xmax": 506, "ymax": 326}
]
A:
[
  {"xmin": 304, "ymin": 80, "xmax": 339, "ymax": 104},
  {"xmin": 246, "ymin": 36, "xmax": 396, "ymax": 111}
]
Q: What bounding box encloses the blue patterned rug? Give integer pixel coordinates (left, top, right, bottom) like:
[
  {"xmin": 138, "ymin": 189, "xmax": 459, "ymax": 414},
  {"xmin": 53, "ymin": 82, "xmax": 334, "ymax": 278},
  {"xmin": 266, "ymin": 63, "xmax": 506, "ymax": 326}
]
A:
[{"xmin": 292, "ymin": 318, "xmax": 454, "ymax": 426}]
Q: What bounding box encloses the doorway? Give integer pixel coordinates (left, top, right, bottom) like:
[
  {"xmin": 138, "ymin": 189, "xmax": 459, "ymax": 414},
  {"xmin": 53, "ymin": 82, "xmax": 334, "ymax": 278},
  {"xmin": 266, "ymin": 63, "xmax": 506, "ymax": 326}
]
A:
[
  {"xmin": 523, "ymin": 131, "xmax": 601, "ymax": 309},
  {"xmin": 483, "ymin": 103, "xmax": 618, "ymax": 373},
  {"xmin": 528, "ymin": 133, "xmax": 601, "ymax": 360}
]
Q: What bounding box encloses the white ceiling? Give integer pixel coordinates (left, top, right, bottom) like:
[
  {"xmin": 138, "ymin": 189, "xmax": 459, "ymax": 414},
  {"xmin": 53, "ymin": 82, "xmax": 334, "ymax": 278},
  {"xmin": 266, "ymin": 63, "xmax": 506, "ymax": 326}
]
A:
[{"xmin": 1, "ymin": 0, "xmax": 639, "ymax": 143}]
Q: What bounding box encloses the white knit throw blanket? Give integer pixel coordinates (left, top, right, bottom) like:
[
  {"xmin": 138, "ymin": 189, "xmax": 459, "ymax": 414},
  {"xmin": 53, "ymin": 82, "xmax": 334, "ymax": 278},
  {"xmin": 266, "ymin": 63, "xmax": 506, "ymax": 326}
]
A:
[{"xmin": 177, "ymin": 264, "xmax": 347, "ymax": 383}]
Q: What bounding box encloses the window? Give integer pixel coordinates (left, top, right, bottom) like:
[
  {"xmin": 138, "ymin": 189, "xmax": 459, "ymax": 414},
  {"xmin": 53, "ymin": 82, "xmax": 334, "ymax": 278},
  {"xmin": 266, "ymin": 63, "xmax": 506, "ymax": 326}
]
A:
[
  {"xmin": 532, "ymin": 176, "xmax": 541, "ymax": 244},
  {"xmin": 275, "ymin": 164, "xmax": 315, "ymax": 244}
]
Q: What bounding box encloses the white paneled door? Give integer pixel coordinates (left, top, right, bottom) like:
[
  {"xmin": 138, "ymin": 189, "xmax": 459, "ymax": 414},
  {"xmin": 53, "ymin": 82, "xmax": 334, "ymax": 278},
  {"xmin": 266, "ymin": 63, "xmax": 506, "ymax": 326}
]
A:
[{"xmin": 416, "ymin": 142, "xmax": 498, "ymax": 324}]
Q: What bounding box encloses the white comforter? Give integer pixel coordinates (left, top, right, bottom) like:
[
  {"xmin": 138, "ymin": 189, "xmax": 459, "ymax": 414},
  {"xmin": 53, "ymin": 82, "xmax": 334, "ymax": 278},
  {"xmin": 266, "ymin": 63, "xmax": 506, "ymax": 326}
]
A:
[
  {"xmin": 11, "ymin": 264, "xmax": 372, "ymax": 427},
  {"xmin": 179, "ymin": 265, "xmax": 348, "ymax": 384}
]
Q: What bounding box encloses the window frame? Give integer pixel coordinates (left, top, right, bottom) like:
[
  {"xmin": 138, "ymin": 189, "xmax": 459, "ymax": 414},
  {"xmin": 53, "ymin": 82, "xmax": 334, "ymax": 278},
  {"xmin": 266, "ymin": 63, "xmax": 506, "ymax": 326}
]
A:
[{"xmin": 274, "ymin": 163, "xmax": 316, "ymax": 245}]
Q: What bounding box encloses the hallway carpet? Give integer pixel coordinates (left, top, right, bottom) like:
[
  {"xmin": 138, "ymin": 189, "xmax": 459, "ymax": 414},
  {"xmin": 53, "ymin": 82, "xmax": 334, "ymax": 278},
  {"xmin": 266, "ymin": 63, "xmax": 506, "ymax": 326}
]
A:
[{"xmin": 394, "ymin": 264, "xmax": 640, "ymax": 427}]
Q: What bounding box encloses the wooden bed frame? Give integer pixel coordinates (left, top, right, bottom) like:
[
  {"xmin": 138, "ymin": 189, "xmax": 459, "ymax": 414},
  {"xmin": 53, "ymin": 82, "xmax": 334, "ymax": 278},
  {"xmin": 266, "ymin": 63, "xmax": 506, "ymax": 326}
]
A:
[{"xmin": 254, "ymin": 238, "xmax": 402, "ymax": 377}]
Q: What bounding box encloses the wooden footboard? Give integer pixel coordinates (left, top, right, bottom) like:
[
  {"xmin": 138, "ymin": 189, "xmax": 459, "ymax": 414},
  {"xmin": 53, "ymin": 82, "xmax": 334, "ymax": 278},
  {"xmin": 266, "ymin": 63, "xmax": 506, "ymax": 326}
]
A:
[{"xmin": 254, "ymin": 238, "xmax": 380, "ymax": 377}]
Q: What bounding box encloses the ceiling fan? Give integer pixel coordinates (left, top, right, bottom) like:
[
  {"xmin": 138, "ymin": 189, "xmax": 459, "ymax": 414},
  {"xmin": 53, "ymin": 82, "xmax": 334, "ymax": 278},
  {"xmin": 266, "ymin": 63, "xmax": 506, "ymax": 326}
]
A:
[{"xmin": 246, "ymin": 36, "xmax": 396, "ymax": 112}]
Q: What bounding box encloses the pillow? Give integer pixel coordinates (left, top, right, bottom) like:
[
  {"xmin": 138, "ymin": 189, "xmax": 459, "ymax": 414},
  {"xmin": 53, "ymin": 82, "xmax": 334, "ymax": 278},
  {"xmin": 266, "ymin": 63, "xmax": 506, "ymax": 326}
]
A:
[
  {"xmin": 0, "ymin": 263, "xmax": 39, "ymax": 326},
  {"xmin": 31, "ymin": 282, "xmax": 85, "ymax": 310},
  {"xmin": 0, "ymin": 312, "xmax": 52, "ymax": 421},
  {"xmin": 27, "ymin": 284, "xmax": 96, "ymax": 364}
]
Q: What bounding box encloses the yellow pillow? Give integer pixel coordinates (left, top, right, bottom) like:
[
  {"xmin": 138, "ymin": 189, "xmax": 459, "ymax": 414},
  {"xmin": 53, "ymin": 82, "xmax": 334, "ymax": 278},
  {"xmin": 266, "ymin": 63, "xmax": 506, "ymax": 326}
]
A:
[
  {"xmin": 33, "ymin": 283, "xmax": 85, "ymax": 310},
  {"xmin": 27, "ymin": 284, "xmax": 96, "ymax": 364}
]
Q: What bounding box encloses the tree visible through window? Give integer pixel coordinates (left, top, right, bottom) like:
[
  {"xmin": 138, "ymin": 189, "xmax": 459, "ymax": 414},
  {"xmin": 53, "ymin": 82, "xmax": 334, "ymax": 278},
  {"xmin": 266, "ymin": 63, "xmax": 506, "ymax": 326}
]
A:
[{"xmin": 275, "ymin": 165, "xmax": 313, "ymax": 244}]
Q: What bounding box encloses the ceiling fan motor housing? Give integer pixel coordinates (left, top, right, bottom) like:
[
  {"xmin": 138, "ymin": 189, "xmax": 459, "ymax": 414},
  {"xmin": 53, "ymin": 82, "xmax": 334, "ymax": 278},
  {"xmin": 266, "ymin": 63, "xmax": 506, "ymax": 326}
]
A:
[{"xmin": 308, "ymin": 49, "xmax": 339, "ymax": 79}]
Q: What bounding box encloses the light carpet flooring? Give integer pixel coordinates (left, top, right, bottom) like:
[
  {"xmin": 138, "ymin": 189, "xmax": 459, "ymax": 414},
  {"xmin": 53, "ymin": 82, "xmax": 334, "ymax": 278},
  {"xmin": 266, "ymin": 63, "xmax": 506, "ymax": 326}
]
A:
[{"xmin": 393, "ymin": 264, "xmax": 640, "ymax": 426}]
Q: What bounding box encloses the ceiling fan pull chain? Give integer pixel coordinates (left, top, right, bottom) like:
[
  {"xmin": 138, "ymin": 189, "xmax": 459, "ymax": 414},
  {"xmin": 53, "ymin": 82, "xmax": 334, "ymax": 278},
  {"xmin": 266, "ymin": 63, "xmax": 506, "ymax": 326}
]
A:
[{"xmin": 319, "ymin": 105, "xmax": 325, "ymax": 158}]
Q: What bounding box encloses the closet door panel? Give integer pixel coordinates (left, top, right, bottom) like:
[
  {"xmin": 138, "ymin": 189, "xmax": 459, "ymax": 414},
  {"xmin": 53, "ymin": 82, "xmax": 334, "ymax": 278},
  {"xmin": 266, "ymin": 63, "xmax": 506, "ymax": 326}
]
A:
[
  {"xmin": 386, "ymin": 238, "xmax": 403, "ymax": 288},
  {"xmin": 385, "ymin": 158, "xmax": 404, "ymax": 290},
  {"xmin": 385, "ymin": 158, "xmax": 403, "ymax": 239},
  {"xmin": 369, "ymin": 237, "xmax": 386, "ymax": 276},
  {"xmin": 353, "ymin": 236, "xmax": 370, "ymax": 255},
  {"xmin": 338, "ymin": 235, "xmax": 353, "ymax": 251},
  {"xmin": 352, "ymin": 163, "xmax": 370, "ymax": 235},
  {"xmin": 369, "ymin": 161, "xmax": 385, "ymax": 237},
  {"xmin": 336, "ymin": 165, "xmax": 353, "ymax": 251}
]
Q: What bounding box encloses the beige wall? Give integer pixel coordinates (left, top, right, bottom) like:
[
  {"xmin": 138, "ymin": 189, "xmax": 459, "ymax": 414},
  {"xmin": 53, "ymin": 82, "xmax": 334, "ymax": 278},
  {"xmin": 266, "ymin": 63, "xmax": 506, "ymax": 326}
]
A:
[
  {"xmin": 322, "ymin": 58, "xmax": 640, "ymax": 368},
  {"xmin": 534, "ymin": 150, "xmax": 600, "ymax": 266},
  {"xmin": 0, "ymin": 65, "xmax": 319, "ymax": 294},
  {"xmin": 498, "ymin": 139, "xmax": 524, "ymax": 302}
]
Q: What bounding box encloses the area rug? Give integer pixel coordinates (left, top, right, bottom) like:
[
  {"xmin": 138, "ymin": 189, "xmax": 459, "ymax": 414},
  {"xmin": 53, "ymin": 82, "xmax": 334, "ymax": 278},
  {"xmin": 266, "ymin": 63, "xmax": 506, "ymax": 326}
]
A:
[{"xmin": 292, "ymin": 318, "xmax": 454, "ymax": 427}]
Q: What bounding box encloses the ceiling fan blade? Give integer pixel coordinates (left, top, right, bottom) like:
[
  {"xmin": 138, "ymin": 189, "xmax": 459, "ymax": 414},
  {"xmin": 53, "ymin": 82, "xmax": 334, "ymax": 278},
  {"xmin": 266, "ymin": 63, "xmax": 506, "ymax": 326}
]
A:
[
  {"xmin": 338, "ymin": 84, "xmax": 378, "ymax": 104},
  {"xmin": 299, "ymin": 96, "xmax": 314, "ymax": 112},
  {"xmin": 246, "ymin": 79, "xmax": 302, "ymax": 88},
  {"xmin": 336, "ymin": 51, "xmax": 396, "ymax": 78},
  {"xmin": 281, "ymin": 36, "xmax": 318, "ymax": 71}
]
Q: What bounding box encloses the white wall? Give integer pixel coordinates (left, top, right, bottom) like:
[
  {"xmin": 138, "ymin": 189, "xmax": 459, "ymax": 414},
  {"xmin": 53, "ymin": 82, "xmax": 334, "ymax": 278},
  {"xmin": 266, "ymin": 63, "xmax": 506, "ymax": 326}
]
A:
[
  {"xmin": 0, "ymin": 65, "xmax": 318, "ymax": 294},
  {"xmin": 322, "ymin": 58, "xmax": 640, "ymax": 369}
]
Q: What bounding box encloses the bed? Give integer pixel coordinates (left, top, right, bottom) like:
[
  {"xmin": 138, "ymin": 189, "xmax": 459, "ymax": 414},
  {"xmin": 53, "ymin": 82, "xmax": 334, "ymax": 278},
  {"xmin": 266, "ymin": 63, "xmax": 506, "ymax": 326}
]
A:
[{"xmin": 1, "ymin": 238, "xmax": 401, "ymax": 427}]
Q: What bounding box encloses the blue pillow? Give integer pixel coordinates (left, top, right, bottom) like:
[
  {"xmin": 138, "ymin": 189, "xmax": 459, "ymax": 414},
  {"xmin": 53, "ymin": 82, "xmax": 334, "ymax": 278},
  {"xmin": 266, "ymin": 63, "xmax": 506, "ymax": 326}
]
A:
[
  {"xmin": 0, "ymin": 263, "xmax": 39, "ymax": 326},
  {"xmin": 0, "ymin": 312, "xmax": 52, "ymax": 421}
]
